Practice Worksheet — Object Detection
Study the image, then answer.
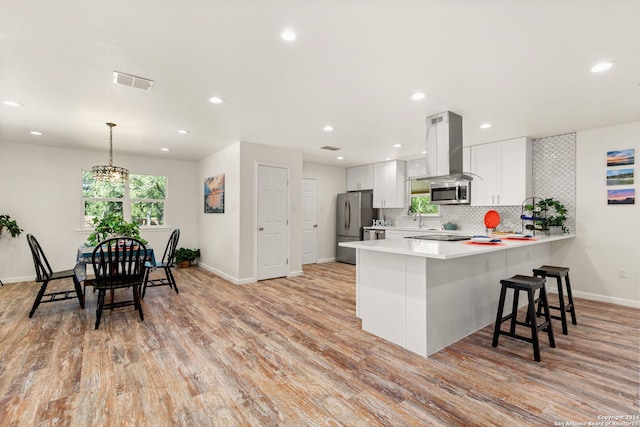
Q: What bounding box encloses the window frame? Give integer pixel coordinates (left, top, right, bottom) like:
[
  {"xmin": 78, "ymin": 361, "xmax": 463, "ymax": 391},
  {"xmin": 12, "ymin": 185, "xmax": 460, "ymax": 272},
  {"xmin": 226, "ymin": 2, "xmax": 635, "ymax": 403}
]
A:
[{"xmin": 81, "ymin": 170, "xmax": 167, "ymax": 228}]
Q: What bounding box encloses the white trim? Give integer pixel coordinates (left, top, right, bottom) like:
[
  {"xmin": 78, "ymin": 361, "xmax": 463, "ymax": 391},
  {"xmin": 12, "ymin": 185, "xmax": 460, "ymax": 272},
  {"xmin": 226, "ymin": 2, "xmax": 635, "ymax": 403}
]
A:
[
  {"xmin": 288, "ymin": 270, "xmax": 304, "ymax": 277},
  {"xmin": 547, "ymin": 288, "xmax": 640, "ymax": 309},
  {"xmin": 0, "ymin": 275, "xmax": 36, "ymax": 284},
  {"xmin": 198, "ymin": 262, "xmax": 255, "ymax": 285},
  {"xmin": 318, "ymin": 257, "xmax": 336, "ymax": 263}
]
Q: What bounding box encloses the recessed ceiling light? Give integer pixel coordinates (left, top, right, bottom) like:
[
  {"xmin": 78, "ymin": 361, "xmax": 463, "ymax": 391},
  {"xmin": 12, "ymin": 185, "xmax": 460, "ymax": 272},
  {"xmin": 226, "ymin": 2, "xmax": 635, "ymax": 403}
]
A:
[
  {"xmin": 30, "ymin": 131, "xmax": 42, "ymax": 136},
  {"xmin": 209, "ymin": 96, "xmax": 225, "ymax": 104},
  {"xmin": 281, "ymin": 29, "xmax": 297, "ymax": 41},
  {"xmin": 422, "ymin": 150, "xmax": 427, "ymax": 154},
  {"xmin": 3, "ymin": 100, "xmax": 22, "ymax": 107},
  {"xmin": 411, "ymin": 92, "xmax": 425, "ymax": 101},
  {"xmin": 591, "ymin": 61, "xmax": 615, "ymax": 73},
  {"xmin": 177, "ymin": 129, "xmax": 190, "ymax": 134},
  {"xmin": 323, "ymin": 125, "xmax": 334, "ymax": 132},
  {"xmin": 161, "ymin": 148, "xmax": 170, "ymax": 152},
  {"xmin": 479, "ymin": 123, "xmax": 492, "ymax": 129},
  {"xmin": 385, "ymin": 157, "xmax": 391, "ymax": 161},
  {"xmin": 337, "ymin": 156, "xmax": 344, "ymax": 160},
  {"xmin": 393, "ymin": 143, "xmax": 402, "ymax": 148}
]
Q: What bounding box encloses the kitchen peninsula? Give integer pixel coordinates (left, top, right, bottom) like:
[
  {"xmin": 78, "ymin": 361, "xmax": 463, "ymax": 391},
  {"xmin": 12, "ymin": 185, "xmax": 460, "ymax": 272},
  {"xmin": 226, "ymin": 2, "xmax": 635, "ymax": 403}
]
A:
[{"xmin": 340, "ymin": 234, "xmax": 574, "ymax": 357}]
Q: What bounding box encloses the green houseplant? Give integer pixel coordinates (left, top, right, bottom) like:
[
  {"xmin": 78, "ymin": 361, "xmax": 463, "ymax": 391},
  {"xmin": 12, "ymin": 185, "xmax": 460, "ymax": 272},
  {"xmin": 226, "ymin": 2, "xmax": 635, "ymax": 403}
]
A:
[
  {"xmin": 0, "ymin": 214, "xmax": 23, "ymax": 238},
  {"xmin": 524, "ymin": 198, "xmax": 568, "ymax": 234},
  {"xmin": 175, "ymin": 248, "xmax": 200, "ymax": 267},
  {"xmin": 86, "ymin": 213, "xmax": 147, "ymax": 246}
]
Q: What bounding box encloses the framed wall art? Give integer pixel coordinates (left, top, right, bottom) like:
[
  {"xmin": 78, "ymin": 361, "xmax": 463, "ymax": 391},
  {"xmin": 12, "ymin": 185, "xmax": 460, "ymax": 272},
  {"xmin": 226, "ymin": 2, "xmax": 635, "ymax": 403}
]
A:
[
  {"xmin": 606, "ymin": 168, "xmax": 634, "ymax": 186},
  {"xmin": 204, "ymin": 174, "xmax": 225, "ymax": 213},
  {"xmin": 607, "ymin": 188, "xmax": 635, "ymax": 205},
  {"xmin": 606, "ymin": 149, "xmax": 635, "ymax": 166}
]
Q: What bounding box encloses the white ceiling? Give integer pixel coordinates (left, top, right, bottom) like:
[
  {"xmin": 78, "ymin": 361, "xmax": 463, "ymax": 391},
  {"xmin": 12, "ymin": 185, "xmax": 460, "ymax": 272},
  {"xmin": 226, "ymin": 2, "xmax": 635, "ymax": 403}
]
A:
[{"xmin": 1, "ymin": 1, "xmax": 639, "ymax": 167}]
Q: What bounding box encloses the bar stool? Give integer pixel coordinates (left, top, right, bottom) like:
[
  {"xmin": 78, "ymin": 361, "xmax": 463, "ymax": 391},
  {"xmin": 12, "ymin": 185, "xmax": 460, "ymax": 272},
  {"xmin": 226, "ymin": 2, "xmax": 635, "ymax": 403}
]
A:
[
  {"xmin": 533, "ymin": 265, "xmax": 577, "ymax": 335},
  {"xmin": 492, "ymin": 275, "xmax": 556, "ymax": 362}
]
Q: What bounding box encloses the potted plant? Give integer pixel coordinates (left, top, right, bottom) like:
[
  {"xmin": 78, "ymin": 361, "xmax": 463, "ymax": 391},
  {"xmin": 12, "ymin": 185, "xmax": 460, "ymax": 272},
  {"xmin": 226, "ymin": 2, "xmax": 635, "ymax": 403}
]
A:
[
  {"xmin": 86, "ymin": 213, "xmax": 148, "ymax": 246},
  {"xmin": 0, "ymin": 214, "xmax": 23, "ymax": 238},
  {"xmin": 175, "ymin": 248, "xmax": 200, "ymax": 268},
  {"xmin": 524, "ymin": 198, "xmax": 568, "ymax": 234}
]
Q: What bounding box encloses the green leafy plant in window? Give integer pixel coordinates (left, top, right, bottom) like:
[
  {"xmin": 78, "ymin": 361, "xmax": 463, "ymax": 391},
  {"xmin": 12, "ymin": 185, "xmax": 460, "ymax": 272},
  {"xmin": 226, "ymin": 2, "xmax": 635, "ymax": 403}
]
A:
[
  {"xmin": 410, "ymin": 195, "xmax": 439, "ymax": 215},
  {"xmin": 86, "ymin": 212, "xmax": 147, "ymax": 246}
]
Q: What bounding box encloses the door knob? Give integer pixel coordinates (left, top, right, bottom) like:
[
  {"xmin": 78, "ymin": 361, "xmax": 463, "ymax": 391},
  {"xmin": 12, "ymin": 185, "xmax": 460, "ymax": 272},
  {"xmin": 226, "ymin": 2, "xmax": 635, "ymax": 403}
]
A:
[{"xmin": 258, "ymin": 227, "xmax": 264, "ymax": 231}]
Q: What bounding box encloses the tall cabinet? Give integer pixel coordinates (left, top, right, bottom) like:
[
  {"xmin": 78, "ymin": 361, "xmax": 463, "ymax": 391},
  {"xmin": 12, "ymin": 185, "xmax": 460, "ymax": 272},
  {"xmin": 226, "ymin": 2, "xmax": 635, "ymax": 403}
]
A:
[
  {"xmin": 470, "ymin": 137, "xmax": 532, "ymax": 206},
  {"xmin": 373, "ymin": 160, "xmax": 406, "ymax": 208}
]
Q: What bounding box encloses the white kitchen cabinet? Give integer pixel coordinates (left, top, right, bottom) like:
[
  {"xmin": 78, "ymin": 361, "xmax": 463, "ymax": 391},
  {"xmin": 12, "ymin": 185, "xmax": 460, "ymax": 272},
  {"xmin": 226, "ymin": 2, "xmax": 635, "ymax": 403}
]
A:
[
  {"xmin": 470, "ymin": 137, "xmax": 532, "ymax": 206},
  {"xmin": 373, "ymin": 160, "xmax": 406, "ymax": 208},
  {"xmin": 346, "ymin": 164, "xmax": 374, "ymax": 191}
]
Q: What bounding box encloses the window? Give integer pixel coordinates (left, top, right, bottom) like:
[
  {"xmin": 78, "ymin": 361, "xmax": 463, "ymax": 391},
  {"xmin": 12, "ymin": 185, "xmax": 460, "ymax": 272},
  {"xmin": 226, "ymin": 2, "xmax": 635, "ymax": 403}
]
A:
[
  {"xmin": 82, "ymin": 171, "xmax": 166, "ymax": 227},
  {"xmin": 409, "ymin": 181, "xmax": 439, "ymax": 215}
]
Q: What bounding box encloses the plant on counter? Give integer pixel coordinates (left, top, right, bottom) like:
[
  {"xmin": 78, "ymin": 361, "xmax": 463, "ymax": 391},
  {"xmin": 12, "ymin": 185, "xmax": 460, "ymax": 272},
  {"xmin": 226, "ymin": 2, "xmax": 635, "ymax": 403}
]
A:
[
  {"xmin": 0, "ymin": 214, "xmax": 23, "ymax": 238},
  {"xmin": 524, "ymin": 198, "xmax": 568, "ymax": 233},
  {"xmin": 86, "ymin": 212, "xmax": 148, "ymax": 246},
  {"xmin": 175, "ymin": 248, "xmax": 201, "ymax": 267}
]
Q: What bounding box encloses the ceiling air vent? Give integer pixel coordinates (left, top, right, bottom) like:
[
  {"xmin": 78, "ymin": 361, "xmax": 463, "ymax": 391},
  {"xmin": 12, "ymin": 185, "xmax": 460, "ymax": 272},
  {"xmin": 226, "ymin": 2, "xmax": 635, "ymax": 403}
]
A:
[
  {"xmin": 320, "ymin": 145, "xmax": 341, "ymax": 151},
  {"xmin": 113, "ymin": 71, "xmax": 154, "ymax": 91}
]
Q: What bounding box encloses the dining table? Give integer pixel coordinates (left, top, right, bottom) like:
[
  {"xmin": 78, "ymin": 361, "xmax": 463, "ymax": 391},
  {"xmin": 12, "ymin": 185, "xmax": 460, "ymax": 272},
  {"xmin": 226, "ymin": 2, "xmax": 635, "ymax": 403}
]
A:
[{"xmin": 74, "ymin": 244, "xmax": 156, "ymax": 283}]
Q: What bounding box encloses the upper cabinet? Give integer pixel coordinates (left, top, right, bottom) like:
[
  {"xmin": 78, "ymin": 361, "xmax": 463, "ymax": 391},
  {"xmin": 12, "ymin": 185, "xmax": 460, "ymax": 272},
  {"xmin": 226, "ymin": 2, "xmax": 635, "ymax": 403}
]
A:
[
  {"xmin": 373, "ymin": 160, "xmax": 406, "ymax": 208},
  {"xmin": 346, "ymin": 164, "xmax": 374, "ymax": 191},
  {"xmin": 470, "ymin": 137, "xmax": 532, "ymax": 206}
]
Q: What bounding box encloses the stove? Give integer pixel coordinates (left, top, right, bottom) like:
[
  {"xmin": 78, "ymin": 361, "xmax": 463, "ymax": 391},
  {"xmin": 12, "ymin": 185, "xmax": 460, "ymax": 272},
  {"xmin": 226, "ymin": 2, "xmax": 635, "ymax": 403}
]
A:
[{"xmin": 405, "ymin": 234, "xmax": 472, "ymax": 241}]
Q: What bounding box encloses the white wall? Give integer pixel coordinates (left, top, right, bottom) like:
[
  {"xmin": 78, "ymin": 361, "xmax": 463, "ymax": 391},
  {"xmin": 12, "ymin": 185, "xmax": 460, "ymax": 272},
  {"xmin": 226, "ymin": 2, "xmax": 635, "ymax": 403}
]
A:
[
  {"xmin": 0, "ymin": 141, "xmax": 199, "ymax": 282},
  {"xmin": 554, "ymin": 121, "xmax": 639, "ymax": 307},
  {"xmin": 197, "ymin": 143, "xmax": 241, "ymax": 281},
  {"xmin": 303, "ymin": 162, "xmax": 347, "ymax": 263}
]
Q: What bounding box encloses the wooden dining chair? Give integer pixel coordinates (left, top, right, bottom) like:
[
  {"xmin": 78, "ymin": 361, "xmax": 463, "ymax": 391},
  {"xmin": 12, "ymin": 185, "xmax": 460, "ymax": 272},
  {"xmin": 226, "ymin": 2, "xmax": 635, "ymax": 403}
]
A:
[
  {"xmin": 142, "ymin": 228, "xmax": 180, "ymax": 298},
  {"xmin": 26, "ymin": 234, "xmax": 85, "ymax": 318},
  {"xmin": 91, "ymin": 237, "xmax": 148, "ymax": 329}
]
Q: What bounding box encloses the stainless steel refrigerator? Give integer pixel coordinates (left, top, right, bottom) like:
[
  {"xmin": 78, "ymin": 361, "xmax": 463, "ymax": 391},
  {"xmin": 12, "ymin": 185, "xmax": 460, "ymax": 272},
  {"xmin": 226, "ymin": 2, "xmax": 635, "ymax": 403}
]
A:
[{"xmin": 336, "ymin": 190, "xmax": 377, "ymax": 264}]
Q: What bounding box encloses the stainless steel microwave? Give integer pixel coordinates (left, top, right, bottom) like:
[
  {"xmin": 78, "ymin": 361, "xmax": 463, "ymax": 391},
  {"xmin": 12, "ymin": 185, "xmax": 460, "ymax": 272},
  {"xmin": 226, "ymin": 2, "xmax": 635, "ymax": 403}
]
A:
[{"xmin": 430, "ymin": 181, "xmax": 470, "ymax": 205}]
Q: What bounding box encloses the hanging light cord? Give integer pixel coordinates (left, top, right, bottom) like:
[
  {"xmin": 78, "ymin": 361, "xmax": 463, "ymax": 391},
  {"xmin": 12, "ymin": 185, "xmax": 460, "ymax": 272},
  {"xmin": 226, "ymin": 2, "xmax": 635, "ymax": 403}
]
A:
[{"xmin": 107, "ymin": 122, "xmax": 116, "ymax": 166}]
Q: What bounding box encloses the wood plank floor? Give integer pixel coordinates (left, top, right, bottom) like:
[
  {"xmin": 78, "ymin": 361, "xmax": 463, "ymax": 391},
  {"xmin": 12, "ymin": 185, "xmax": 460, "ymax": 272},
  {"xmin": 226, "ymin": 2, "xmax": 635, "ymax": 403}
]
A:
[{"xmin": 0, "ymin": 263, "xmax": 638, "ymax": 426}]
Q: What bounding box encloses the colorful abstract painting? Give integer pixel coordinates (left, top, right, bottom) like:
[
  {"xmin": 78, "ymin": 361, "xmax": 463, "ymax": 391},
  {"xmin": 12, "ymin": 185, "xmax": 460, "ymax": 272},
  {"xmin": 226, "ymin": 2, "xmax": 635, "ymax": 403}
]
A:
[
  {"xmin": 607, "ymin": 188, "xmax": 635, "ymax": 205},
  {"xmin": 204, "ymin": 174, "xmax": 225, "ymax": 213},
  {"xmin": 606, "ymin": 149, "xmax": 635, "ymax": 166}
]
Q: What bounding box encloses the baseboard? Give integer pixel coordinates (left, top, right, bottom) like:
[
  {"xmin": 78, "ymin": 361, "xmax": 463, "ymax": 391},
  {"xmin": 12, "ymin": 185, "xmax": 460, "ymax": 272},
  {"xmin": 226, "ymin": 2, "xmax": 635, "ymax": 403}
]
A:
[
  {"xmin": 318, "ymin": 257, "xmax": 336, "ymax": 264},
  {"xmin": 197, "ymin": 263, "xmax": 255, "ymax": 285},
  {"xmin": 288, "ymin": 270, "xmax": 303, "ymax": 277},
  {"xmin": 571, "ymin": 290, "xmax": 640, "ymax": 309},
  {"xmin": 0, "ymin": 274, "xmax": 35, "ymax": 284}
]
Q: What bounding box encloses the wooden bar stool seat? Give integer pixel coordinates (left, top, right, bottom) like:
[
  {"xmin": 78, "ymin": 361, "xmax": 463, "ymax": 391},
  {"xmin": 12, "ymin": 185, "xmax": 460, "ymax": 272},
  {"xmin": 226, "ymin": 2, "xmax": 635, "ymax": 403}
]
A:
[
  {"xmin": 492, "ymin": 275, "xmax": 556, "ymax": 362},
  {"xmin": 533, "ymin": 265, "xmax": 577, "ymax": 335}
]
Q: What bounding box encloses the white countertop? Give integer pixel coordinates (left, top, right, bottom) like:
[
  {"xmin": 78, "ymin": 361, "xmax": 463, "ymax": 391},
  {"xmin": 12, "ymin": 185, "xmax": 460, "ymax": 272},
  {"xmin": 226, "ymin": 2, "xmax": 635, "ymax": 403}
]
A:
[{"xmin": 340, "ymin": 234, "xmax": 575, "ymax": 260}]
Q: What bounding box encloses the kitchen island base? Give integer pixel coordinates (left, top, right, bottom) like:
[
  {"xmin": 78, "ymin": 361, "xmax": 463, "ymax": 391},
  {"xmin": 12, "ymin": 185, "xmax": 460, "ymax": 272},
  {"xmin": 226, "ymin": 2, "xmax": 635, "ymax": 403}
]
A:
[{"xmin": 356, "ymin": 243, "xmax": 552, "ymax": 357}]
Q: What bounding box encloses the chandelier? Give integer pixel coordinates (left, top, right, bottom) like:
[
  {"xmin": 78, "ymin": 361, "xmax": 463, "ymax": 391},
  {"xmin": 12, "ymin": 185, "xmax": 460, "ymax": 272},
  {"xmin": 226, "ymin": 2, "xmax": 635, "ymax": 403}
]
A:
[{"xmin": 92, "ymin": 122, "xmax": 129, "ymax": 182}]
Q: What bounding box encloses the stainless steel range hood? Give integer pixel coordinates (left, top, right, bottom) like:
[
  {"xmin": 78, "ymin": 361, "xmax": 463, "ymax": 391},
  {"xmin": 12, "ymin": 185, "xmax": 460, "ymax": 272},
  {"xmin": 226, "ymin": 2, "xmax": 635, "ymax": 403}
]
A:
[{"xmin": 419, "ymin": 111, "xmax": 473, "ymax": 182}]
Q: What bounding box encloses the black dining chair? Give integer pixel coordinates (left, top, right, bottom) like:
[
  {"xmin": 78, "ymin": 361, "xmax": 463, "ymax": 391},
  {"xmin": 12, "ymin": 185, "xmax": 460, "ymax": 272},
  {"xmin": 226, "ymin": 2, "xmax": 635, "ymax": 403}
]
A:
[
  {"xmin": 26, "ymin": 234, "xmax": 85, "ymax": 318},
  {"xmin": 91, "ymin": 237, "xmax": 148, "ymax": 329},
  {"xmin": 142, "ymin": 228, "xmax": 180, "ymax": 298}
]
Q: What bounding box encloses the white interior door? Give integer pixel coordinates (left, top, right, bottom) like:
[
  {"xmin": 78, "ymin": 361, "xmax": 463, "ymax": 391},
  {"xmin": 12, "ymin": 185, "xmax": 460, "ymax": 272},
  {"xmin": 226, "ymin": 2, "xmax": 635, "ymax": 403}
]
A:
[
  {"xmin": 302, "ymin": 178, "xmax": 318, "ymax": 265},
  {"xmin": 257, "ymin": 165, "xmax": 289, "ymax": 281}
]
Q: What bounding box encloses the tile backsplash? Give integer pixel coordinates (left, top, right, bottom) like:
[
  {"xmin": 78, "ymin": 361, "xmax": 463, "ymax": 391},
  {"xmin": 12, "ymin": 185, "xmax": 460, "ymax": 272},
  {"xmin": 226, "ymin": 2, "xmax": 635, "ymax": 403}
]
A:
[{"xmin": 379, "ymin": 133, "xmax": 577, "ymax": 233}]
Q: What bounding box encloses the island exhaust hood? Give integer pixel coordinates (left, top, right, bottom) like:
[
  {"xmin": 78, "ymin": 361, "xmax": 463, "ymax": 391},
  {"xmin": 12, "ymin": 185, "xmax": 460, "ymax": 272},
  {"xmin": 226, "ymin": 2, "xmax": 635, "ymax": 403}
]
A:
[{"xmin": 419, "ymin": 111, "xmax": 473, "ymax": 182}]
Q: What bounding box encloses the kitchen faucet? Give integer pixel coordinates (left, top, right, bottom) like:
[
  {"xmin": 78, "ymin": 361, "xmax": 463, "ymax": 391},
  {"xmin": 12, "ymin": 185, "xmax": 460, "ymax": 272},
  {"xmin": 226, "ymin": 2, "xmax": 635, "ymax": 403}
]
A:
[{"xmin": 414, "ymin": 213, "xmax": 424, "ymax": 228}]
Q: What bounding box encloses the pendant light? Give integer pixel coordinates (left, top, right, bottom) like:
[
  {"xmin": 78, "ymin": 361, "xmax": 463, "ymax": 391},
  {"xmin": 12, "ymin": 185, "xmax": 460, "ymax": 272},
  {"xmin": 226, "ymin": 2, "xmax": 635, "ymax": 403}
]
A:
[{"xmin": 92, "ymin": 122, "xmax": 129, "ymax": 182}]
